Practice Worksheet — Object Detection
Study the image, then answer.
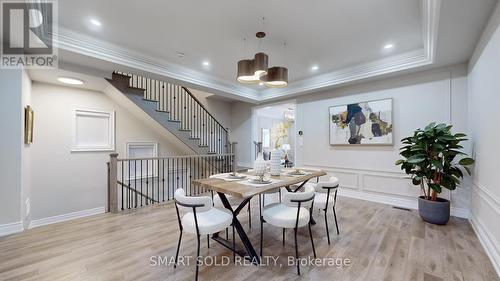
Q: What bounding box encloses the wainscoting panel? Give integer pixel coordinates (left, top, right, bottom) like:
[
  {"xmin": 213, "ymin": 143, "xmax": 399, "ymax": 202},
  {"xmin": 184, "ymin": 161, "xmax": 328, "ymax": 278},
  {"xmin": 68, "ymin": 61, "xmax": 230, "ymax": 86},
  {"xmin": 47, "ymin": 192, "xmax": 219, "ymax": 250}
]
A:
[
  {"xmin": 470, "ymin": 182, "xmax": 500, "ymax": 277},
  {"xmin": 362, "ymin": 173, "xmax": 419, "ymax": 197},
  {"xmin": 303, "ymin": 164, "xmax": 467, "ymax": 219}
]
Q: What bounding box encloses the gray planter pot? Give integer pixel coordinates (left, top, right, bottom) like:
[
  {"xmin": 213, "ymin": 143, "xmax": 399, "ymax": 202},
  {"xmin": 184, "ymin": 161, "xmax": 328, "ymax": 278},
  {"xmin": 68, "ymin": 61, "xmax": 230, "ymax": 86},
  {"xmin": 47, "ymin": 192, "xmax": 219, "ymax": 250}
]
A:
[{"xmin": 418, "ymin": 196, "xmax": 450, "ymax": 225}]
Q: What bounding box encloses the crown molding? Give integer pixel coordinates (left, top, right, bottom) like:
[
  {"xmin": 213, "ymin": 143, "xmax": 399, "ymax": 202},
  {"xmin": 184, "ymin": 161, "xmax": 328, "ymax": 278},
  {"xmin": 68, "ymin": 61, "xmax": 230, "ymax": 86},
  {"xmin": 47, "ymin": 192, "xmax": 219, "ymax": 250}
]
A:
[
  {"xmin": 53, "ymin": 0, "xmax": 441, "ymax": 103},
  {"xmin": 53, "ymin": 29, "xmax": 260, "ymax": 102}
]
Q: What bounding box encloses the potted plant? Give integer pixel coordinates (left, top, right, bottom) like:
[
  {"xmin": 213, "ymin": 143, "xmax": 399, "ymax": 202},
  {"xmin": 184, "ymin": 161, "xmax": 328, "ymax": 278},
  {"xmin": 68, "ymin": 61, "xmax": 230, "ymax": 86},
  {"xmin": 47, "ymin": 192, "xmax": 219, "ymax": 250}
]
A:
[{"xmin": 395, "ymin": 123, "xmax": 474, "ymax": 225}]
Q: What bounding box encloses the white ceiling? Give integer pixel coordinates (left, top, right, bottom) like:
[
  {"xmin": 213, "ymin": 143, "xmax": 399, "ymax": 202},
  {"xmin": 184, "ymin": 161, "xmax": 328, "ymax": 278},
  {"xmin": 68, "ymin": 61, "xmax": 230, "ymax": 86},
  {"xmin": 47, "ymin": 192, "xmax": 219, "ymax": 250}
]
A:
[{"xmin": 53, "ymin": 0, "xmax": 497, "ymax": 102}]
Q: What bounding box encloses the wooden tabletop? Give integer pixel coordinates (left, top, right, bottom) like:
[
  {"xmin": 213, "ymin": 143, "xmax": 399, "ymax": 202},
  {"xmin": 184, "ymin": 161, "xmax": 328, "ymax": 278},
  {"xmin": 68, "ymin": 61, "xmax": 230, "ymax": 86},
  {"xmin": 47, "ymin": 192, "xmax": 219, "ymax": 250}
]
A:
[{"xmin": 192, "ymin": 169, "xmax": 326, "ymax": 198}]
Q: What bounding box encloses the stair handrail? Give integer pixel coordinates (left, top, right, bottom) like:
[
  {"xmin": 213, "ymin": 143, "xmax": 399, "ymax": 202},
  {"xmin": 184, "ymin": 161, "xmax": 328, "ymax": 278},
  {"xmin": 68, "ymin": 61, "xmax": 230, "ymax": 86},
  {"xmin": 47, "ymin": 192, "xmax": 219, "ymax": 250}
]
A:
[{"xmin": 181, "ymin": 86, "xmax": 228, "ymax": 135}]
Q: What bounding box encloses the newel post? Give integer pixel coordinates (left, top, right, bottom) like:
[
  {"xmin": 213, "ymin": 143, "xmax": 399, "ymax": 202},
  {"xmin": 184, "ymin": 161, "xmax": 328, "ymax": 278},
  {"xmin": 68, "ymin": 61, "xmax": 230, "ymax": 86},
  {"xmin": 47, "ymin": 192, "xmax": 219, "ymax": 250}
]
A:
[
  {"xmin": 108, "ymin": 153, "xmax": 119, "ymax": 213},
  {"xmin": 231, "ymin": 142, "xmax": 238, "ymax": 173}
]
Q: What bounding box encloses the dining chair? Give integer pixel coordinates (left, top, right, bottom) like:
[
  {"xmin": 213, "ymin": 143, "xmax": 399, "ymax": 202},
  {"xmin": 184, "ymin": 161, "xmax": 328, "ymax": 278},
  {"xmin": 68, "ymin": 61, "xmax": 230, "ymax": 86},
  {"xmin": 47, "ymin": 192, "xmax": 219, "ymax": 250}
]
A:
[
  {"xmin": 309, "ymin": 176, "xmax": 340, "ymax": 244},
  {"xmin": 260, "ymin": 185, "xmax": 316, "ymax": 275},
  {"xmin": 174, "ymin": 188, "xmax": 235, "ymax": 281}
]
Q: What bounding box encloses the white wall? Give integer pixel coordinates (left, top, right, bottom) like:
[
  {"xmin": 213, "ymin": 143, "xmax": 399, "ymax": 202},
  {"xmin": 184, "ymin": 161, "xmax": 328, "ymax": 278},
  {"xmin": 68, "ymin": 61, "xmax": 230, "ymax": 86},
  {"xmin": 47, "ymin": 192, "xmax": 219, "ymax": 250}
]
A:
[
  {"xmin": 293, "ymin": 65, "xmax": 470, "ymax": 215},
  {"xmin": 21, "ymin": 70, "xmax": 32, "ymax": 229},
  {"xmin": 29, "ymin": 82, "xmax": 192, "ymax": 222},
  {"xmin": 230, "ymin": 102, "xmax": 253, "ymax": 168},
  {"xmin": 231, "ymin": 65, "xmax": 471, "ymax": 216},
  {"xmin": 0, "ymin": 69, "xmax": 23, "ymax": 234},
  {"xmin": 188, "ymin": 88, "xmax": 232, "ymax": 129},
  {"xmin": 467, "ymin": 2, "xmax": 500, "ymax": 275}
]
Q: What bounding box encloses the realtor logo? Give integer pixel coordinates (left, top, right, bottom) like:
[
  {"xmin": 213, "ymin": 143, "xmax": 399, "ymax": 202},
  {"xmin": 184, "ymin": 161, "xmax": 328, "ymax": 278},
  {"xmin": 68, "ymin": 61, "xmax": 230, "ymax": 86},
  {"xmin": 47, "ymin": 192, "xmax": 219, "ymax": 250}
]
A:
[{"xmin": 1, "ymin": 0, "xmax": 58, "ymax": 68}]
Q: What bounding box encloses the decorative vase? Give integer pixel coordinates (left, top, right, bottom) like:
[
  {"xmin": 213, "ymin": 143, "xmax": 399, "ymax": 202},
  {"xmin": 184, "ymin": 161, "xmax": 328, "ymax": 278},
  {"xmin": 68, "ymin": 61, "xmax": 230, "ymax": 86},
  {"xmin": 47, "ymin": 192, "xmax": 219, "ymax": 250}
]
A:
[
  {"xmin": 418, "ymin": 196, "xmax": 450, "ymax": 225},
  {"xmin": 254, "ymin": 152, "xmax": 266, "ymax": 177},
  {"xmin": 270, "ymin": 149, "xmax": 282, "ymax": 176}
]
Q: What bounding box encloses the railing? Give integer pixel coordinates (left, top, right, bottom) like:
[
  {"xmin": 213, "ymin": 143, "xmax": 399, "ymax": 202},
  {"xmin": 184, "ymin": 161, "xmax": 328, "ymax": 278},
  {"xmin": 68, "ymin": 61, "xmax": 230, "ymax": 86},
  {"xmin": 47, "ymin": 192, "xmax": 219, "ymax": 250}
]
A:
[
  {"xmin": 108, "ymin": 149, "xmax": 236, "ymax": 212},
  {"xmin": 114, "ymin": 71, "xmax": 229, "ymax": 154}
]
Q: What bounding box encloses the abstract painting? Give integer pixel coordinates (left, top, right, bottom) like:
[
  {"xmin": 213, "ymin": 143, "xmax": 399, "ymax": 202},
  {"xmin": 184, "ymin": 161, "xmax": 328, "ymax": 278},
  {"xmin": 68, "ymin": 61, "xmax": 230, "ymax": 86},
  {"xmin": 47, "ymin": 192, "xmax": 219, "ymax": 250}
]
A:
[{"xmin": 329, "ymin": 98, "xmax": 393, "ymax": 145}]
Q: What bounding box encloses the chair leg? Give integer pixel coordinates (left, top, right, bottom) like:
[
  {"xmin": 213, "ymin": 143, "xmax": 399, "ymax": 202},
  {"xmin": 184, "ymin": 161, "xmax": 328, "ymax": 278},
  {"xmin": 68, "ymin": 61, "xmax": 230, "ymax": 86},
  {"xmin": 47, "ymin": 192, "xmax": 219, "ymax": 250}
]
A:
[
  {"xmin": 294, "ymin": 227, "xmax": 300, "ymax": 275},
  {"xmin": 226, "ymin": 228, "xmax": 229, "ymax": 240},
  {"xmin": 195, "ymin": 234, "xmax": 201, "ymax": 281},
  {"xmin": 232, "ymin": 224, "xmax": 236, "ymax": 263},
  {"xmin": 174, "ymin": 230, "xmax": 183, "ymax": 268},
  {"xmin": 248, "ymin": 201, "xmax": 252, "ymax": 229},
  {"xmin": 207, "ymin": 234, "xmax": 210, "ymax": 248},
  {"xmin": 324, "ymin": 209, "xmax": 330, "ymax": 245},
  {"xmin": 282, "ymin": 228, "xmax": 285, "ymax": 246},
  {"xmin": 308, "ymin": 222, "xmax": 317, "ymax": 258},
  {"xmin": 333, "ymin": 207, "xmax": 340, "ymax": 235}
]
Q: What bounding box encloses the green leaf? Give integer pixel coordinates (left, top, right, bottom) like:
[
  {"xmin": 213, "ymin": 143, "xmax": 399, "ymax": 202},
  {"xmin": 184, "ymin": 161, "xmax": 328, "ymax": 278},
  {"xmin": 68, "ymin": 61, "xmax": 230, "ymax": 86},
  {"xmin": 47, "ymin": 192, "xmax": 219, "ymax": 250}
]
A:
[
  {"xmin": 425, "ymin": 122, "xmax": 436, "ymax": 131},
  {"xmin": 464, "ymin": 166, "xmax": 472, "ymax": 176},
  {"xmin": 412, "ymin": 177, "xmax": 422, "ymax": 185},
  {"xmin": 431, "ymin": 160, "xmax": 443, "ymax": 169},
  {"xmin": 454, "ymin": 133, "xmax": 467, "ymax": 138},
  {"xmin": 407, "ymin": 154, "xmax": 426, "ymax": 164},
  {"xmin": 459, "ymin": 158, "xmax": 475, "ymax": 166},
  {"xmin": 395, "ymin": 159, "xmax": 404, "ymax": 165},
  {"xmin": 428, "ymin": 183, "xmax": 442, "ymax": 194}
]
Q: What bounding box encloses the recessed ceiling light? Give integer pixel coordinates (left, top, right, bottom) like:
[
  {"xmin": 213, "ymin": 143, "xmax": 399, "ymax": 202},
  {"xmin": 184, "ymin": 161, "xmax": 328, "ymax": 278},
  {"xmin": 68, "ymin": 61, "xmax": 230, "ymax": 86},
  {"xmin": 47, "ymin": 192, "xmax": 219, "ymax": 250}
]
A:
[
  {"xmin": 202, "ymin": 61, "xmax": 210, "ymax": 67},
  {"xmin": 57, "ymin": 77, "xmax": 84, "ymax": 85},
  {"xmin": 311, "ymin": 65, "xmax": 319, "ymax": 71},
  {"xmin": 90, "ymin": 19, "xmax": 101, "ymax": 26},
  {"xmin": 384, "ymin": 43, "xmax": 394, "ymax": 50}
]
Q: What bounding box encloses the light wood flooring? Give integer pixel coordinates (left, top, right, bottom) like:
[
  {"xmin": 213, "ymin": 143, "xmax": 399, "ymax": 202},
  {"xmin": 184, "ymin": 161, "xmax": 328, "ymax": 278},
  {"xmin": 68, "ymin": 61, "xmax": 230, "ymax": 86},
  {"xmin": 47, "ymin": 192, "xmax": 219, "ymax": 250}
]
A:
[{"xmin": 0, "ymin": 197, "xmax": 498, "ymax": 281}]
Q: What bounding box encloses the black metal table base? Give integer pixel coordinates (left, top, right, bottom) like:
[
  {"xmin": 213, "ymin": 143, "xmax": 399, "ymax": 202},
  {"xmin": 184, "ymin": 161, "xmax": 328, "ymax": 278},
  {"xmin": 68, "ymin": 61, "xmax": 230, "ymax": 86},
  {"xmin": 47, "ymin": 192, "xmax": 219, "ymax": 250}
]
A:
[
  {"xmin": 215, "ymin": 193, "xmax": 261, "ymax": 264},
  {"xmin": 212, "ymin": 178, "xmax": 318, "ymax": 265}
]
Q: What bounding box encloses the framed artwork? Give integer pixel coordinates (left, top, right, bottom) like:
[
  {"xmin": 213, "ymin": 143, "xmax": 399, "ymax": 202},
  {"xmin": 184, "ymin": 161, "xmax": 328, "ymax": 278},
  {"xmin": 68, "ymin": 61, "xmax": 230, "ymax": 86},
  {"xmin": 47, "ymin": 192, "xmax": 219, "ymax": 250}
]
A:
[
  {"xmin": 24, "ymin": 106, "xmax": 34, "ymax": 144},
  {"xmin": 261, "ymin": 128, "xmax": 271, "ymax": 148},
  {"xmin": 329, "ymin": 98, "xmax": 393, "ymax": 145}
]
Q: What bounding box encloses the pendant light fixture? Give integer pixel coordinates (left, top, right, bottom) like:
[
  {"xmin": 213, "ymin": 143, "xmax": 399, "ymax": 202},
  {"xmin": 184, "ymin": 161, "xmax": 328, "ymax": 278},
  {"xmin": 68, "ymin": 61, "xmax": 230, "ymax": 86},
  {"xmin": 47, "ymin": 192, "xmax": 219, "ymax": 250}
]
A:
[{"xmin": 236, "ymin": 17, "xmax": 288, "ymax": 88}]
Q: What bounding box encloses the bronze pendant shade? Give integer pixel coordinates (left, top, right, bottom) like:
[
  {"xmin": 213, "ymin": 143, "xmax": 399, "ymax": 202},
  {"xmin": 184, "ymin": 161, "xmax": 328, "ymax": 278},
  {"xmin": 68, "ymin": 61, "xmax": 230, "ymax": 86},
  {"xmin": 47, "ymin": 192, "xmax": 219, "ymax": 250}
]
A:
[
  {"xmin": 263, "ymin": 66, "xmax": 288, "ymax": 88},
  {"xmin": 237, "ymin": 59, "xmax": 260, "ymax": 83},
  {"xmin": 236, "ymin": 27, "xmax": 288, "ymax": 88},
  {"xmin": 254, "ymin": 52, "xmax": 268, "ymax": 77}
]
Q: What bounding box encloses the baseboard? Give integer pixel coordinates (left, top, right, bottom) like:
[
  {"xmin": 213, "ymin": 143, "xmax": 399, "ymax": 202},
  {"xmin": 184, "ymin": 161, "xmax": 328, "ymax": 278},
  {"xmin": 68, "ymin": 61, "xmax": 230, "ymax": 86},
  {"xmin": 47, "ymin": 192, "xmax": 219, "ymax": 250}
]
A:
[
  {"xmin": 29, "ymin": 207, "xmax": 106, "ymax": 229},
  {"xmin": 338, "ymin": 188, "xmax": 470, "ymax": 219},
  {"xmin": 0, "ymin": 221, "xmax": 23, "ymax": 237},
  {"xmin": 469, "ymin": 213, "xmax": 500, "ymax": 277}
]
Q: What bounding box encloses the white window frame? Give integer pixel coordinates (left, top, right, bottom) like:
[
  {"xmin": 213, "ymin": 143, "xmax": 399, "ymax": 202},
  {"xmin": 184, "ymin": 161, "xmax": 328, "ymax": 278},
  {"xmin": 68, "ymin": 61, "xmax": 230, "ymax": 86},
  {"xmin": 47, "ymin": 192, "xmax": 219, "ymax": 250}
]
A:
[{"xmin": 71, "ymin": 109, "xmax": 115, "ymax": 152}]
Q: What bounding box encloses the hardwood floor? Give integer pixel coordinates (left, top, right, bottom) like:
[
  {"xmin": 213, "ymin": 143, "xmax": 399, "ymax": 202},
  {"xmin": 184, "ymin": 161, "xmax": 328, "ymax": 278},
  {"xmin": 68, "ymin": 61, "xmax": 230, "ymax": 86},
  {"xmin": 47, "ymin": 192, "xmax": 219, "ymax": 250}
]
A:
[{"xmin": 0, "ymin": 197, "xmax": 498, "ymax": 281}]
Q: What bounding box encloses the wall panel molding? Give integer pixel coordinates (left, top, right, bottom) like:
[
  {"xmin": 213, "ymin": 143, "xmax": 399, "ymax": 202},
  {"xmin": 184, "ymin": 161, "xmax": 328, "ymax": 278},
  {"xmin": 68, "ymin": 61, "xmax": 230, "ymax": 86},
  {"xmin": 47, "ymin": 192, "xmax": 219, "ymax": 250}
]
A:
[
  {"xmin": 469, "ymin": 181, "xmax": 500, "ymax": 277},
  {"xmin": 302, "ymin": 164, "xmax": 468, "ymax": 219}
]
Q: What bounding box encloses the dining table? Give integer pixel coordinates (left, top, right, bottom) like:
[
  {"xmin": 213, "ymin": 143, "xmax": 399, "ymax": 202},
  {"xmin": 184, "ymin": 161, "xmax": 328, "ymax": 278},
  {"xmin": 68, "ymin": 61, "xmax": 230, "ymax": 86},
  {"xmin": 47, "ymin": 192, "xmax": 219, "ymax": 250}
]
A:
[{"xmin": 191, "ymin": 168, "xmax": 327, "ymax": 264}]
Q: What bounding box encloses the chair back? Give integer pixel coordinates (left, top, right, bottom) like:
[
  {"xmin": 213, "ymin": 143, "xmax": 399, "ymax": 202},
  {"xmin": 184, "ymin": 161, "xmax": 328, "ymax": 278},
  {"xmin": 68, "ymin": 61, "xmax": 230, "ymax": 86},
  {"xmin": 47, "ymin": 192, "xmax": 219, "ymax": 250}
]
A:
[
  {"xmin": 315, "ymin": 177, "xmax": 339, "ymax": 193},
  {"xmin": 283, "ymin": 184, "xmax": 315, "ymax": 208},
  {"xmin": 174, "ymin": 188, "xmax": 212, "ymax": 212}
]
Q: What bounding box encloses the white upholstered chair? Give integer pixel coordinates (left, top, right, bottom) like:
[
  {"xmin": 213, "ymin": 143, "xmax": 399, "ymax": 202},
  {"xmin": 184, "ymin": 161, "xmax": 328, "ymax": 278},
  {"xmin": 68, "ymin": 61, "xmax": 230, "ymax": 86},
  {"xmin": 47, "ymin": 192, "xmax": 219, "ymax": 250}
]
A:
[
  {"xmin": 260, "ymin": 184, "xmax": 316, "ymax": 275},
  {"xmin": 308, "ymin": 176, "xmax": 340, "ymax": 244},
  {"xmin": 174, "ymin": 188, "xmax": 234, "ymax": 281}
]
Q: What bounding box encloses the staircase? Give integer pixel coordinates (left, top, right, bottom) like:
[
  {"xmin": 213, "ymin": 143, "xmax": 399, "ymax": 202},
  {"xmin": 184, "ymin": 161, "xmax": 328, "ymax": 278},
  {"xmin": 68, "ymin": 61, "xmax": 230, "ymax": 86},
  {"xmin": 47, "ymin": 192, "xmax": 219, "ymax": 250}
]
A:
[{"xmin": 107, "ymin": 71, "xmax": 229, "ymax": 155}]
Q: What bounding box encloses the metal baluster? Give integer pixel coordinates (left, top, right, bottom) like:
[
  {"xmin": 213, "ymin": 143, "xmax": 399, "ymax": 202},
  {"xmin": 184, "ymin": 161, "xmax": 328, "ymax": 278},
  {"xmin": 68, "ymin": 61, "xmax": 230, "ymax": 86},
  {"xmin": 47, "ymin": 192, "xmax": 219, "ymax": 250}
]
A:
[
  {"xmin": 140, "ymin": 160, "xmax": 143, "ymax": 207},
  {"xmin": 134, "ymin": 160, "xmax": 137, "ymax": 208},
  {"xmin": 146, "ymin": 160, "xmax": 149, "ymax": 205},
  {"xmin": 121, "ymin": 161, "xmax": 124, "ymax": 210},
  {"xmin": 157, "ymin": 158, "xmax": 160, "ymax": 203},
  {"xmin": 162, "ymin": 158, "xmax": 165, "ymax": 202}
]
